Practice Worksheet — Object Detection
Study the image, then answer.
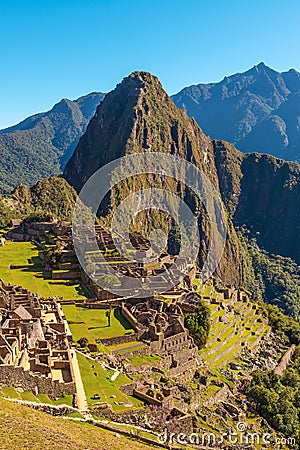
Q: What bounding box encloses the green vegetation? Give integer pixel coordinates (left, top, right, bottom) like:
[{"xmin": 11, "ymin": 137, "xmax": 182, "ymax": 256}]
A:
[
  {"xmin": 62, "ymin": 305, "xmax": 134, "ymax": 342},
  {"xmin": 77, "ymin": 337, "xmax": 89, "ymax": 348},
  {"xmin": 0, "ymin": 396, "xmax": 149, "ymax": 450},
  {"xmin": 246, "ymin": 364, "xmax": 300, "ymax": 444},
  {"xmin": 128, "ymin": 354, "xmax": 161, "ymax": 367},
  {"xmin": 0, "ymin": 177, "xmax": 79, "ymax": 227},
  {"xmin": 0, "ymin": 241, "xmax": 88, "ymax": 300},
  {"xmin": 96, "ymin": 273, "xmax": 121, "ymax": 287},
  {"xmin": 76, "ymin": 352, "xmax": 142, "ymax": 412},
  {"xmin": 0, "ymin": 388, "xmax": 73, "ymax": 406},
  {"xmin": 0, "ymin": 196, "xmax": 22, "ymax": 226},
  {"xmin": 239, "ymin": 231, "xmax": 300, "ymax": 320},
  {"xmin": 184, "ymin": 302, "xmax": 211, "ymax": 348},
  {"xmin": 262, "ymin": 303, "xmax": 300, "ymax": 346},
  {"xmin": 0, "ymin": 93, "xmax": 104, "ymax": 194},
  {"xmin": 199, "ymin": 297, "xmax": 270, "ymax": 369}
]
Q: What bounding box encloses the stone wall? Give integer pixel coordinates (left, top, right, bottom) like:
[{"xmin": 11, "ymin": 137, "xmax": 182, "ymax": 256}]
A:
[
  {"xmin": 167, "ymin": 358, "xmax": 197, "ymax": 382},
  {"xmin": 121, "ymin": 303, "xmax": 141, "ymax": 332},
  {"xmin": 0, "ymin": 365, "xmax": 76, "ymax": 397},
  {"xmin": 93, "ymin": 406, "xmax": 148, "ymax": 426},
  {"xmin": 98, "ymin": 333, "xmax": 138, "ymax": 347},
  {"xmin": 8, "ymin": 398, "xmax": 77, "ymax": 416},
  {"xmin": 204, "ymin": 384, "xmax": 231, "ymax": 406},
  {"xmin": 117, "ymin": 345, "xmax": 150, "ymax": 360},
  {"xmin": 51, "ymin": 271, "xmax": 81, "ymax": 280},
  {"xmin": 274, "ymin": 345, "xmax": 296, "ymax": 376}
]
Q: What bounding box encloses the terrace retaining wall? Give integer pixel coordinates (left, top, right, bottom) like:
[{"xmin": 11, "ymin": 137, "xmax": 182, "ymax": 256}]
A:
[{"xmin": 0, "ymin": 366, "xmax": 76, "ymax": 398}]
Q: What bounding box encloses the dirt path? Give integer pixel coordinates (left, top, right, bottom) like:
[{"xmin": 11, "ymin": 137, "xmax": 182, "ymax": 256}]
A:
[{"xmin": 70, "ymin": 349, "xmax": 89, "ymax": 413}]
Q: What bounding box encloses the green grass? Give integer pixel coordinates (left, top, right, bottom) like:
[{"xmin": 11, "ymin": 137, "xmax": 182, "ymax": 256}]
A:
[
  {"xmin": 199, "ymin": 296, "xmax": 269, "ymax": 369},
  {"xmin": 76, "ymin": 353, "xmax": 143, "ymax": 412},
  {"xmin": 62, "ymin": 305, "xmax": 134, "ymax": 342},
  {"xmin": 203, "ymin": 286, "xmax": 214, "ymax": 296},
  {"xmin": 0, "ymin": 388, "xmax": 73, "ymax": 406},
  {"xmin": 0, "ymin": 387, "xmax": 21, "ymax": 399},
  {"xmin": 0, "ymin": 241, "xmax": 89, "ymax": 301},
  {"xmin": 20, "ymin": 391, "xmax": 39, "ymax": 402},
  {"xmin": 36, "ymin": 394, "xmax": 53, "ymax": 403},
  {"xmin": 68, "ymin": 322, "xmax": 98, "ymax": 345},
  {"xmin": 52, "ymin": 395, "xmax": 74, "ymax": 406},
  {"xmin": 0, "ymin": 396, "xmax": 150, "ymax": 450}
]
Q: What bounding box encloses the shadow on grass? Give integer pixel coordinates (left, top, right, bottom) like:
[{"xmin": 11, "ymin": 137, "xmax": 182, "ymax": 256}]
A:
[
  {"xmin": 114, "ymin": 307, "xmax": 133, "ymax": 330},
  {"xmin": 76, "ymin": 284, "xmax": 91, "ymax": 297}
]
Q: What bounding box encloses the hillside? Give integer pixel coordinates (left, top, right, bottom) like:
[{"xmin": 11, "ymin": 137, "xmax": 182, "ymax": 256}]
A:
[
  {"xmin": 213, "ymin": 140, "xmax": 300, "ymax": 318},
  {"xmin": 64, "ymin": 71, "xmax": 252, "ymax": 287},
  {"xmin": 0, "ymin": 177, "xmax": 78, "ymax": 225},
  {"xmin": 172, "ymin": 63, "xmax": 300, "ymax": 162},
  {"xmin": 0, "ymin": 397, "xmax": 149, "ymax": 450},
  {"xmin": 64, "ymin": 71, "xmax": 300, "ymax": 318},
  {"xmin": 0, "ymin": 92, "xmax": 104, "ymax": 193},
  {"xmin": 213, "ymin": 140, "xmax": 300, "ymax": 264}
]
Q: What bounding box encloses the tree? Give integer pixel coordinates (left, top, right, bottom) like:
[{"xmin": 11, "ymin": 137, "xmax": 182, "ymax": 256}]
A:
[
  {"xmin": 97, "ymin": 274, "xmax": 121, "ymax": 288},
  {"xmin": 184, "ymin": 302, "xmax": 210, "ymax": 348},
  {"xmin": 77, "ymin": 337, "xmax": 89, "ymax": 348},
  {"xmin": 106, "ymin": 310, "xmax": 111, "ymax": 327}
]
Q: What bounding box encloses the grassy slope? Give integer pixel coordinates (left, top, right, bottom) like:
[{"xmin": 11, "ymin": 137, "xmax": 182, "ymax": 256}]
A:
[
  {"xmin": 0, "ymin": 397, "xmax": 149, "ymax": 450},
  {"xmin": 0, "ymin": 387, "xmax": 74, "ymax": 406},
  {"xmin": 0, "ymin": 241, "xmax": 87, "ymax": 300},
  {"xmin": 76, "ymin": 352, "xmax": 142, "ymax": 412}
]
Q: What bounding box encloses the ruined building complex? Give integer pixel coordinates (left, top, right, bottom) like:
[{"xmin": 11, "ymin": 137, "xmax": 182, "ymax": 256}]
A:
[{"xmin": 0, "ymin": 279, "xmax": 75, "ymax": 397}]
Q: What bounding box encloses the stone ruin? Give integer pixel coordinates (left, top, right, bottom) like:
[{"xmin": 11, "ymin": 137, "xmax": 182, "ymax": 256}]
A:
[
  {"xmin": 120, "ymin": 296, "xmax": 202, "ymax": 382},
  {"xmin": 0, "ymin": 279, "xmax": 75, "ymax": 397},
  {"xmin": 25, "ymin": 221, "xmax": 197, "ymax": 299}
]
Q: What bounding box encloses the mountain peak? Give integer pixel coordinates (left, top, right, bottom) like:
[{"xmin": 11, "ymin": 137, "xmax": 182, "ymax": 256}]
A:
[
  {"xmin": 0, "ymin": 92, "xmax": 105, "ymax": 193},
  {"xmin": 255, "ymin": 61, "xmax": 268, "ymax": 69},
  {"xmin": 249, "ymin": 62, "xmax": 276, "ymax": 75},
  {"xmin": 129, "ymin": 71, "xmax": 157, "ymax": 81},
  {"xmin": 172, "ymin": 63, "xmax": 300, "ymax": 162},
  {"xmin": 64, "ymin": 70, "xmax": 199, "ymax": 192},
  {"xmin": 121, "ymin": 71, "xmax": 165, "ymax": 96}
]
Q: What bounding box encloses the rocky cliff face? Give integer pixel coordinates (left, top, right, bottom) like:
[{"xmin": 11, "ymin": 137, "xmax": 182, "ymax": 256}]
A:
[
  {"xmin": 213, "ymin": 140, "xmax": 300, "ymax": 264},
  {"xmin": 64, "ymin": 72, "xmax": 250, "ymax": 286},
  {"xmin": 172, "ymin": 63, "xmax": 300, "ymax": 162}
]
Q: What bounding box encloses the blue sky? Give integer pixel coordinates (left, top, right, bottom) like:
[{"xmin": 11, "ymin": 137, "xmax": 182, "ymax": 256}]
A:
[{"xmin": 1, "ymin": 0, "xmax": 300, "ymax": 128}]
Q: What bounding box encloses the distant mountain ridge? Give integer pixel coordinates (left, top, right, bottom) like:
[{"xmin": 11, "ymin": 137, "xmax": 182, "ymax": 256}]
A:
[
  {"xmin": 2, "ymin": 63, "xmax": 300, "ymax": 195},
  {"xmin": 0, "ymin": 92, "xmax": 105, "ymax": 193},
  {"xmin": 171, "ymin": 63, "xmax": 300, "ymax": 161}
]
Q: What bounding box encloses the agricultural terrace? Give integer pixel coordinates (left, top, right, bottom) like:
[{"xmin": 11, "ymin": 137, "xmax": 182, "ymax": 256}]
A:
[{"xmin": 0, "ymin": 241, "xmax": 89, "ymax": 301}]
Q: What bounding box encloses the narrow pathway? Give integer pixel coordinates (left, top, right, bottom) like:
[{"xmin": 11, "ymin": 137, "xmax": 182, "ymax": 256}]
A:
[{"xmin": 70, "ymin": 349, "xmax": 89, "ymax": 413}]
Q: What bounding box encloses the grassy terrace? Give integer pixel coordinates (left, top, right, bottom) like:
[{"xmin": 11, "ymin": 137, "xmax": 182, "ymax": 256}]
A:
[
  {"xmin": 199, "ymin": 298, "xmax": 271, "ymax": 369},
  {"xmin": 76, "ymin": 353, "xmax": 142, "ymax": 412},
  {"xmin": 0, "ymin": 241, "xmax": 89, "ymax": 301},
  {"xmin": 0, "ymin": 386, "xmax": 74, "ymax": 406},
  {"xmin": 127, "ymin": 354, "xmax": 161, "ymax": 366},
  {"xmin": 62, "ymin": 305, "xmax": 134, "ymax": 345}
]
